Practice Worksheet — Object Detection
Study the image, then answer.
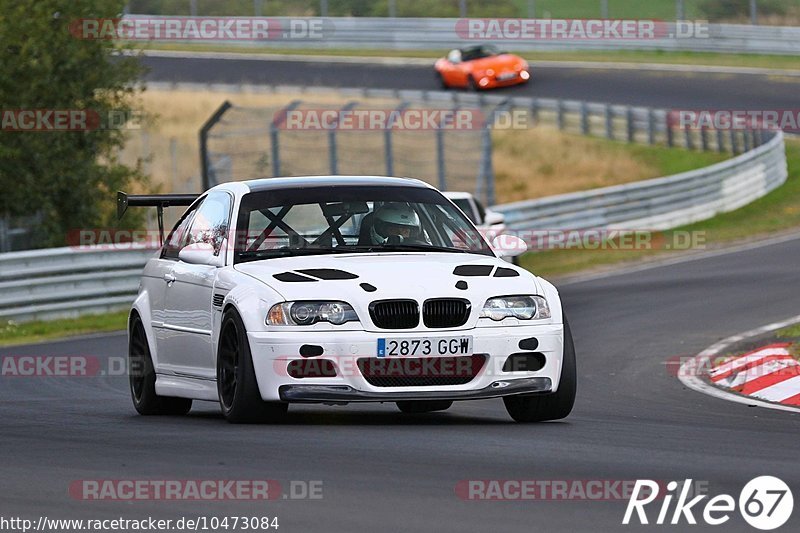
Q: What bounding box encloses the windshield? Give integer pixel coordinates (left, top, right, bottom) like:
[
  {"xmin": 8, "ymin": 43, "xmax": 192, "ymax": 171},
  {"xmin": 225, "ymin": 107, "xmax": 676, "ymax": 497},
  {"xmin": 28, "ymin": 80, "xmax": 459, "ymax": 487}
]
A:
[
  {"xmin": 234, "ymin": 185, "xmax": 493, "ymax": 263},
  {"xmin": 461, "ymin": 44, "xmax": 501, "ymax": 61}
]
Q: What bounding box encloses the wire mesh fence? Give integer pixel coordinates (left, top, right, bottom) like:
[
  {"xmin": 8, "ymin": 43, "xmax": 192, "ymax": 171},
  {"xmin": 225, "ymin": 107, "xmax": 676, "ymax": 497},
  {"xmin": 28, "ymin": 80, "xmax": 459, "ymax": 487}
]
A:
[{"xmin": 203, "ymin": 97, "xmax": 492, "ymax": 203}]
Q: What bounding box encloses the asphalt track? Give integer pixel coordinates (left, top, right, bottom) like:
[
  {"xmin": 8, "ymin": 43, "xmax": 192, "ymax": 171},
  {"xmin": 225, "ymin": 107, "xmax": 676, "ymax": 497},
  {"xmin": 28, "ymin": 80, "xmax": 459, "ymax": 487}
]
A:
[
  {"xmin": 2, "ymin": 56, "xmax": 800, "ymax": 532},
  {"xmin": 140, "ymin": 54, "xmax": 800, "ymax": 111},
  {"xmin": 2, "ymin": 235, "xmax": 800, "ymax": 532}
]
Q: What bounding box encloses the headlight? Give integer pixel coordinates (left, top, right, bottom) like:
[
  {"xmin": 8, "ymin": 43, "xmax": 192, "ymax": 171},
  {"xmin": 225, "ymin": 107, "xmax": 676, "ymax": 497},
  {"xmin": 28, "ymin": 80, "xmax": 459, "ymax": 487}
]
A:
[
  {"xmin": 479, "ymin": 295, "xmax": 550, "ymax": 321},
  {"xmin": 267, "ymin": 301, "xmax": 359, "ymax": 326}
]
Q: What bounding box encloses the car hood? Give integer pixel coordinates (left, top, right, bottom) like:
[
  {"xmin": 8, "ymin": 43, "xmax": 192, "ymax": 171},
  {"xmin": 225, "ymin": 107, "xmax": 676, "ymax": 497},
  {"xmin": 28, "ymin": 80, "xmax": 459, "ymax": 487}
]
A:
[
  {"xmin": 467, "ymin": 54, "xmax": 524, "ymax": 73},
  {"xmin": 234, "ymin": 253, "xmax": 541, "ymax": 329}
]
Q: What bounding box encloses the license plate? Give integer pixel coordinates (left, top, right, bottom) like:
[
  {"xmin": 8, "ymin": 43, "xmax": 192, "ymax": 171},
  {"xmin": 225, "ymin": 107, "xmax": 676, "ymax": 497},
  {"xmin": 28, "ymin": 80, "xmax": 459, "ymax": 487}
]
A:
[
  {"xmin": 497, "ymin": 72, "xmax": 518, "ymax": 81},
  {"xmin": 377, "ymin": 336, "xmax": 473, "ymax": 358}
]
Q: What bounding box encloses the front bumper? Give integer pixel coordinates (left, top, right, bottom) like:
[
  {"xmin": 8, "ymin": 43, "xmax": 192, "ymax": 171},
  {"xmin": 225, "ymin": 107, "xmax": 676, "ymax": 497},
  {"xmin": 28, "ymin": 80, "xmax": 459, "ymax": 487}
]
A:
[
  {"xmin": 279, "ymin": 377, "xmax": 552, "ymax": 403},
  {"xmin": 248, "ymin": 323, "xmax": 563, "ymax": 403}
]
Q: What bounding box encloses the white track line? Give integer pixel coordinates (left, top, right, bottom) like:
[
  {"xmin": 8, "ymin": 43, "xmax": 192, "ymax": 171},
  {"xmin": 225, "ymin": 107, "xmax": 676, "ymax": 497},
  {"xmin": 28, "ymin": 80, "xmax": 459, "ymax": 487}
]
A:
[{"xmin": 678, "ymin": 315, "xmax": 800, "ymax": 413}]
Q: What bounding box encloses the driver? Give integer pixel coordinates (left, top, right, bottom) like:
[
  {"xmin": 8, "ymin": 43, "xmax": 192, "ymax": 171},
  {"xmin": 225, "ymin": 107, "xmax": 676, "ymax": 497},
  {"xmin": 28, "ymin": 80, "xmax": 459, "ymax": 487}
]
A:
[{"xmin": 370, "ymin": 204, "xmax": 424, "ymax": 245}]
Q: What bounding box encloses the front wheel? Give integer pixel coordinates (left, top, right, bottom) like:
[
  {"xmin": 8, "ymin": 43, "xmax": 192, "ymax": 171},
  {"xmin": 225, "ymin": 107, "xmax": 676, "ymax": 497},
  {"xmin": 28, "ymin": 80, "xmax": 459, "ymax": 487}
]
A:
[
  {"xmin": 129, "ymin": 315, "xmax": 192, "ymax": 416},
  {"xmin": 503, "ymin": 315, "xmax": 576, "ymax": 422},
  {"xmin": 396, "ymin": 400, "xmax": 453, "ymax": 414},
  {"xmin": 217, "ymin": 309, "xmax": 288, "ymax": 424}
]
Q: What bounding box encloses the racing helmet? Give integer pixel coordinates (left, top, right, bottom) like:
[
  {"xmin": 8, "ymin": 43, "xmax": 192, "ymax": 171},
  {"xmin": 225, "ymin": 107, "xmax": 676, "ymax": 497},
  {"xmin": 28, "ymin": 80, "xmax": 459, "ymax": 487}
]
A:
[{"xmin": 370, "ymin": 204, "xmax": 421, "ymax": 244}]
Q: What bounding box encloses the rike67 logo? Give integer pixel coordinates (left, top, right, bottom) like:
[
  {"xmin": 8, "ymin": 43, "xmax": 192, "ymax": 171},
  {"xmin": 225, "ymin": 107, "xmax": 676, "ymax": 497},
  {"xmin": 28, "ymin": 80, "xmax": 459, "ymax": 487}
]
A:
[{"xmin": 624, "ymin": 477, "xmax": 793, "ymax": 530}]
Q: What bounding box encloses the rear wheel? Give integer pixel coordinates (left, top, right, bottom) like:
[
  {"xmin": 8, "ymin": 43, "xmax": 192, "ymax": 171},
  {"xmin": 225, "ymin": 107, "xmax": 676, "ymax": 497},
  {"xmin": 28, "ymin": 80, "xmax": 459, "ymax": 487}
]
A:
[
  {"xmin": 468, "ymin": 75, "xmax": 479, "ymax": 91},
  {"xmin": 217, "ymin": 308, "xmax": 288, "ymax": 424},
  {"xmin": 129, "ymin": 315, "xmax": 192, "ymax": 416},
  {"xmin": 503, "ymin": 315, "xmax": 576, "ymax": 423},
  {"xmin": 396, "ymin": 400, "xmax": 453, "ymax": 414}
]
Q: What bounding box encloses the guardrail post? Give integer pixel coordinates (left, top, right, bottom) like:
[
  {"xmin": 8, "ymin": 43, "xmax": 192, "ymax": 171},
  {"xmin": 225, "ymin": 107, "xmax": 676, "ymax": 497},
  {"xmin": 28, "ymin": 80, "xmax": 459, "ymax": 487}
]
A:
[
  {"xmin": 580, "ymin": 101, "xmax": 590, "ymax": 135},
  {"xmin": 684, "ymin": 127, "xmax": 694, "ymax": 150},
  {"xmin": 530, "ymin": 98, "xmax": 539, "ymax": 124},
  {"xmin": 647, "ymin": 109, "xmax": 656, "ymax": 145},
  {"xmin": 605, "ymin": 105, "xmax": 614, "ymax": 140},
  {"xmin": 666, "ymin": 122, "xmax": 675, "ymax": 147},
  {"xmin": 700, "ymin": 126, "xmax": 709, "ymax": 152},
  {"xmin": 730, "ymin": 130, "xmax": 739, "ymax": 154},
  {"xmin": 329, "ymin": 101, "xmax": 358, "ymax": 175},
  {"xmin": 716, "ymin": 129, "xmax": 725, "ymax": 153},
  {"xmin": 754, "ymin": 129, "xmax": 763, "ymax": 147},
  {"xmin": 557, "ymin": 100, "xmax": 565, "ymax": 130},
  {"xmin": 385, "ymin": 101, "xmax": 408, "ymax": 176},
  {"xmin": 199, "ymin": 100, "xmax": 232, "ymax": 189},
  {"xmin": 743, "ymin": 130, "xmax": 752, "ymax": 152},
  {"xmin": 626, "ymin": 107, "xmax": 634, "ymax": 143},
  {"xmin": 270, "ymin": 100, "xmax": 302, "ymax": 177},
  {"xmin": 481, "ymin": 124, "xmax": 496, "ymax": 206},
  {"xmin": 436, "ymin": 109, "xmax": 448, "ymax": 191},
  {"xmin": 0, "ymin": 217, "xmax": 8, "ymax": 253}
]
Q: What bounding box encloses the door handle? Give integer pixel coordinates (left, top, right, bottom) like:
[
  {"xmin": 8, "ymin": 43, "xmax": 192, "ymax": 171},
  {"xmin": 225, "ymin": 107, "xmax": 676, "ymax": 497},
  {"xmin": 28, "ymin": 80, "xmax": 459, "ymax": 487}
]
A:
[{"xmin": 164, "ymin": 273, "xmax": 176, "ymax": 284}]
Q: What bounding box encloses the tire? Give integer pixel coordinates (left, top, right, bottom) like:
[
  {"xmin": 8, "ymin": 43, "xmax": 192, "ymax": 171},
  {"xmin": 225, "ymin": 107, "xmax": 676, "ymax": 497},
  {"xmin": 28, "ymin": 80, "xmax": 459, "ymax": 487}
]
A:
[
  {"xmin": 129, "ymin": 315, "xmax": 193, "ymax": 416},
  {"xmin": 503, "ymin": 314, "xmax": 576, "ymax": 423},
  {"xmin": 468, "ymin": 75, "xmax": 479, "ymax": 91},
  {"xmin": 217, "ymin": 308, "xmax": 288, "ymax": 424},
  {"xmin": 396, "ymin": 400, "xmax": 453, "ymax": 414}
]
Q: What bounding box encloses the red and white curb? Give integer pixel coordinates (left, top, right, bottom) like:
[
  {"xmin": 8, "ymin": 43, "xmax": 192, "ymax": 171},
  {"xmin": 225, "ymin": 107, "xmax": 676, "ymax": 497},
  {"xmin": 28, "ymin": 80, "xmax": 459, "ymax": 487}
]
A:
[
  {"xmin": 678, "ymin": 314, "xmax": 800, "ymax": 413},
  {"xmin": 708, "ymin": 343, "xmax": 800, "ymax": 406}
]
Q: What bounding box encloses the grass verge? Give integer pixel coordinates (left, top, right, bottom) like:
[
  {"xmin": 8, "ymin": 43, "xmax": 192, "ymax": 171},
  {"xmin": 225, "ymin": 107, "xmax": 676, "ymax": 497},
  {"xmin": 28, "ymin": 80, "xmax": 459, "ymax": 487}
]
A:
[
  {"xmin": 778, "ymin": 323, "xmax": 800, "ymax": 339},
  {"xmin": 0, "ymin": 311, "xmax": 129, "ymax": 348},
  {"xmin": 519, "ymin": 138, "xmax": 800, "ymax": 278},
  {"xmin": 140, "ymin": 43, "xmax": 800, "ymax": 72}
]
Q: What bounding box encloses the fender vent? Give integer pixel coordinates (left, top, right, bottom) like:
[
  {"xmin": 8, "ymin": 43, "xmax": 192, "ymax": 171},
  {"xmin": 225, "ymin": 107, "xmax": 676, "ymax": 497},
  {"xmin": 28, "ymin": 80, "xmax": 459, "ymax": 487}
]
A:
[{"xmin": 212, "ymin": 294, "xmax": 225, "ymax": 308}]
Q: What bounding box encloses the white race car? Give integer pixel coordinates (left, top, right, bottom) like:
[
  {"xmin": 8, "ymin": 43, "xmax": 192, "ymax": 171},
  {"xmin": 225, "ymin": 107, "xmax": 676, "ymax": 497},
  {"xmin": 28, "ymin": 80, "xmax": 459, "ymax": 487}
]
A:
[{"xmin": 119, "ymin": 176, "xmax": 575, "ymax": 423}]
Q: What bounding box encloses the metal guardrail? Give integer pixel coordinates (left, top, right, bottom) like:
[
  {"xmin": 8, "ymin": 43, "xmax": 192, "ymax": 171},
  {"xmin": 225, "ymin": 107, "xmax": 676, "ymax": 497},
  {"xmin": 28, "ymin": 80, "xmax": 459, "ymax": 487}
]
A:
[
  {"xmin": 494, "ymin": 130, "xmax": 788, "ymax": 232},
  {"xmin": 129, "ymin": 16, "xmax": 800, "ymax": 56},
  {"xmin": 0, "ymin": 247, "xmax": 155, "ymax": 323}
]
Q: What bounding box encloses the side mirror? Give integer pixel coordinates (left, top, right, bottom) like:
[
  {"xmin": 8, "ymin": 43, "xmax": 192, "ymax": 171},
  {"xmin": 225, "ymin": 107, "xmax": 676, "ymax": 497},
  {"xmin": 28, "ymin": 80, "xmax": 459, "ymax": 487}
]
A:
[
  {"xmin": 178, "ymin": 242, "xmax": 223, "ymax": 266},
  {"xmin": 491, "ymin": 234, "xmax": 527, "ymax": 258},
  {"xmin": 483, "ymin": 210, "xmax": 505, "ymax": 227}
]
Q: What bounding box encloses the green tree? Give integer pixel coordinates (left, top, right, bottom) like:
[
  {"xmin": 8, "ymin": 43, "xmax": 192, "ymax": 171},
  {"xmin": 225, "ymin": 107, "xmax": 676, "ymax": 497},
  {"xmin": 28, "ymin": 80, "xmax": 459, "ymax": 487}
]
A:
[{"xmin": 0, "ymin": 0, "xmax": 145, "ymax": 249}]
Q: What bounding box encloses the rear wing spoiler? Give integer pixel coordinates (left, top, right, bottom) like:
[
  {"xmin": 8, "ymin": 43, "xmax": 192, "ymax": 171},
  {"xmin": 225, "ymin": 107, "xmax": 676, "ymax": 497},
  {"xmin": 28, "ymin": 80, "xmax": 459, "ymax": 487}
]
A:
[{"xmin": 117, "ymin": 191, "xmax": 199, "ymax": 246}]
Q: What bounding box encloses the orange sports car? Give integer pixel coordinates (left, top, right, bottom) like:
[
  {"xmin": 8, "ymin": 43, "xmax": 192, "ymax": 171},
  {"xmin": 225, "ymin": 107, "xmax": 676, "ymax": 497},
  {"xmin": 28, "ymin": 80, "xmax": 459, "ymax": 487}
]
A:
[{"xmin": 435, "ymin": 44, "xmax": 530, "ymax": 90}]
